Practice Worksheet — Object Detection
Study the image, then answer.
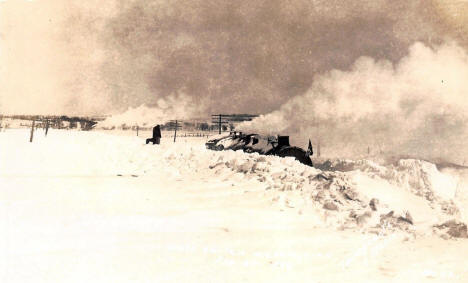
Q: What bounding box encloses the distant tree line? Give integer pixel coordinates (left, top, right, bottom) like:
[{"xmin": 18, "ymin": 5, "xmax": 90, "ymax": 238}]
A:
[{"xmin": 1, "ymin": 115, "xmax": 100, "ymax": 131}]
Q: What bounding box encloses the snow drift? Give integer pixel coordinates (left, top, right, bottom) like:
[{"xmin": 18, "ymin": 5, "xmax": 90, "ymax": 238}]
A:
[
  {"xmin": 205, "ymin": 153, "xmax": 467, "ymax": 238},
  {"xmin": 3, "ymin": 129, "xmax": 466, "ymax": 239}
]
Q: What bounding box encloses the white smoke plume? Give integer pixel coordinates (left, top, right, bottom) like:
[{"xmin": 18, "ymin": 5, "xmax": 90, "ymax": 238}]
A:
[
  {"xmin": 239, "ymin": 42, "xmax": 468, "ymax": 164},
  {"xmin": 98, "ymin": 92, "xmax": 207, "ymax": 129}
]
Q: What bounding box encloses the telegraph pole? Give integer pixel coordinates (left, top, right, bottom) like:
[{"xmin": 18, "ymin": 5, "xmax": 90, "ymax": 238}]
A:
[
  {"xmin": 211, "ymin": 114, "xmax": 257, "ymax": 134},
  {"xmin": 168, "ymin": 120, "xmax": 182, "ymax": 143},
  {"xmin": 211, "ymin": 114, "xmax": 228, "ymax": 134},
  {"xmin": 218, "ymin": 115, "xmax": 221, "ymax": 134}
]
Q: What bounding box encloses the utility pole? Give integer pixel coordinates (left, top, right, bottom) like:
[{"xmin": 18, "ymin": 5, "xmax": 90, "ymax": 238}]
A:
[
  {"xmin": 211, "ymin": 114, "xmax": 228, "ymax": 134},
  {"xmin": 218, "ymin": 115, "xmax": 221, "ymax": 134},
  {"xmin": 211, "ymin": 114, "xmax": 258, "ymax": 134},
  {"xmin": 168, "ymin": 120, "xmax": 182, "ymax": 143}
]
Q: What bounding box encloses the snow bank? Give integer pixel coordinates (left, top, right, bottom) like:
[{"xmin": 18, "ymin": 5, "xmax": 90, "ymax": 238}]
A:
[
  {"xmin": 317, "ymin": 158, "xmax": 459, "ymax": 201},
  {"xmin": 148, "ymin": 142, "xmax": 466, "ymax": 238},
  {"xmin": 198, "ymin": 154, "xmax": 466, "ymax": 238},
  {"xmin": 1, "ymin": 129, "xmax": 466, "ymax": 239}
]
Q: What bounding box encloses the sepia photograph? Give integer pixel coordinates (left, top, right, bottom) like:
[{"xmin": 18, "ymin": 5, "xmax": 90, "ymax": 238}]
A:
[{"xmin": 1, "ymin": 0, "xmax": 468, "ymax": 282}]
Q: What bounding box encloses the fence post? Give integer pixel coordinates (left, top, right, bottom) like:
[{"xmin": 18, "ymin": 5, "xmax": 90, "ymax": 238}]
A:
[
  {"xmin": 30, "ymin": 120, "xmax": 35, "ymax": 142},
  {"xmin": 173, "ymin": 120, "xmax": 178, "ymax": 143},
  {"xmin": 45, "ymin": 120, "xmax": 49, "ymax": 136}
]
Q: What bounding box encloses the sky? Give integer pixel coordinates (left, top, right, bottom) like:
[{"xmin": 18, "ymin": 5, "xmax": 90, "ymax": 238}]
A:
[{"xmin": 1, "ymin": 0, "xmax": 468, "ymax": 116}]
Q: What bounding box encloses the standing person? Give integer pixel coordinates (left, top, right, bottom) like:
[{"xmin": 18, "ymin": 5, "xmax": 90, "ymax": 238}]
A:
[
  {"xmin": 146, "ymin": 125, "xmax": 162, "ymax": 144},
  {"xmin": 153, "ymin": 125, "xmax": 161, "ymax": 144}
]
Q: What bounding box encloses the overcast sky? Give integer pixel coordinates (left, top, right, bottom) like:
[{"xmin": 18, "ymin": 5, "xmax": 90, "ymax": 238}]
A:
[{"xmin": 1, "ymin": 0, "xmax": 467, "ymax": 115}]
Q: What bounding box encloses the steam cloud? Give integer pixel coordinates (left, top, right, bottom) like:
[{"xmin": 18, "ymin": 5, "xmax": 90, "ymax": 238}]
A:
[
  {"xmin": 238, "ymin": 42, "xmax": 468, "ymax": 164},
  {"xmin": 98, "ymin": 92, "xmax": 208, "ymax": 128}
]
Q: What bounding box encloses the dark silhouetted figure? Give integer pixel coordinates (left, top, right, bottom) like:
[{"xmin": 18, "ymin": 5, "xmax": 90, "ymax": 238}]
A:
[{"xmin": 146, "ymin": 125, "xmax": 161, "ymax": 144}]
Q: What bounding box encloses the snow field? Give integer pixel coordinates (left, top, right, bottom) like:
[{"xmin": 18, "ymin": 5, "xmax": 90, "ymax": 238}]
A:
[
  {"xmin": 2, "ymin": 129, "xmax": 466, "ymax": 238},
  {"xmin": 2, "ymin": 129, "xmax": 468, "ymax": 282}
]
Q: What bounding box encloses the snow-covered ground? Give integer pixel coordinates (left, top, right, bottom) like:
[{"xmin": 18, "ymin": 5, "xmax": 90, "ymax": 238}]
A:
[{"xmin": 1, "ymin": 129, "xmax": 468, "ymax": 282}]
